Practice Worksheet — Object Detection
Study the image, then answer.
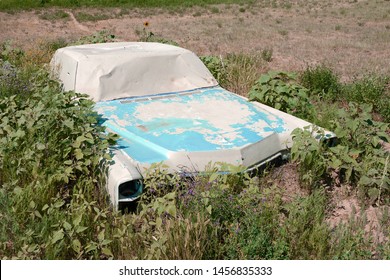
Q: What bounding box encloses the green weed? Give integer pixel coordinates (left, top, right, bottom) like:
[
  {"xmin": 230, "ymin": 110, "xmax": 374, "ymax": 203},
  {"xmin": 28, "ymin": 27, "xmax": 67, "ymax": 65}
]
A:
[
  {"xmin": 248, "ymin": 71, "xmax": 317, "ymax": 121},
  {"xmin": 39, "ymin": 9, "xmax": 69, "ymax": 21},
  {"xmin": 291, "ymin": 103, "xmax": 389, "ymax": 204},
  {"xmin": 72, "ymin": 30, "xmax": 116, "ymax": 45},
  {"xmin": 261, "ymin": 48, "xmax": 273, "ymax": 62},
  {"xmin": 300, "ymin": 65, "xmax": 341, "ymax": 99},
  {"xmin": 1, "ymin": 40, "xmax": 389, "ymax": 260},
  {"xmin": 342, "ymin": 75, "xmax": 390, "ymax": 122}
]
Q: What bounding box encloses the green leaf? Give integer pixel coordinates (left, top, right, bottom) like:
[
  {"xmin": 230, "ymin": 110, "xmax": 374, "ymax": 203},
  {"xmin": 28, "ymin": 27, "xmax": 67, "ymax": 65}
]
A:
[
  {"xmin": 63, "ymin": 221, "xmax": 72, "ymax": 231},
  {"xmin": 101, "ymin": 239, "xmax": 112, "ymax": 246},
  {"xmin": 368, "ymin": 188, "xmax": 380, "ymax": 202},
  {"xmin": 74, "ymin": 149, "xmax": 83, "ymax": 160},
  {"xmin": 85, "ymin": 244, "xmax": 97, "ymax": 253},
  {"xmin": 102, "ymin": 247, "xmax": 113, "ymax": 257},
  {"xmin": 63, "ymin": 119, "xmax": 74, "ymax": 130},
  {"xmin": 329, "ymin": 158, "xmax": 342, "ymax": 169},
  {"xmin": 29, "ymin": 200, "xmax": 36, "ymax": 209},
  {"xmin": 76, "ymin": 226, "xmax": 88, "ymax": 233},
  {"xmin": 359, "ymin": 176, "xmax": 372, "ymax": 186},
  {"xmin": 73, "ymin": 214, "xmax": 82, "ymax": 226},
  {"xmin": 54, "ymin": 200, "xmax": 65, "ymax": 208},
  {"xmin": 52, "ymin": 229, "xmax": 64, "ymax": 244},
  {"xmin": 36, "ymin": 143, "xmax": 46, "ymax": 150},
  {"xmin": 209, "ymin": 172, "xmax": 219, "ymax": 183},
  {"xmin": 165, "ymin": 192, "xmax": 176, "ymax": 200},
  {"xmin": 258, "ymin": 74, "xmax": 271, "ymax": 84},
  {"xmin": 72, "ymin": 239, "xmax": 81, "ymax": 254},
  {"xmin": 166, "ymin": 204, "xmax": 176, "ymax": 217},
  {"xmin": 34, "ymin": 210, "xmax": 42, "ymax": 219},
  {"xmin": 98, "ymin": 230, "xmax": 105, "ymax": 242},
  {"xmin": 156, "ymin": 217, "xmax": 162, "ymax": 228}
]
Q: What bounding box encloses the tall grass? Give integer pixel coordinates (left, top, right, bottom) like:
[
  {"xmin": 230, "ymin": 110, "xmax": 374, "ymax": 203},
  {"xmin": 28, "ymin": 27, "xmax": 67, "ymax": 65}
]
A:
[{"xmin": 200, "ymin": 53, "xmax": 266, "ymax": 96}]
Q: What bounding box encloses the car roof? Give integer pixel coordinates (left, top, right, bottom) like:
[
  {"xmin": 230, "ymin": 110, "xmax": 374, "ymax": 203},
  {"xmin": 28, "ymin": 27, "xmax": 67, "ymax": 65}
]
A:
[{"xmin": 51, "ymin": 42, "xmax": 218, "ymax": 101}]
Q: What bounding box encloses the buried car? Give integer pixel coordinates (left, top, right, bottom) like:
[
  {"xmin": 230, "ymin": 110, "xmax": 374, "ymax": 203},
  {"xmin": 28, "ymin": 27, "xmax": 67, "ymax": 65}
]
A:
[{"xmin": 51, "ymin": 42, "xmax": 334, "ymax": 209}]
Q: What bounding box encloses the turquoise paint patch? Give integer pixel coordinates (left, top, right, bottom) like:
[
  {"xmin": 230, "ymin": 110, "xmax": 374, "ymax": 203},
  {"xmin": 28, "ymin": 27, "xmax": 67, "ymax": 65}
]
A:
[
  {"xmin": 115, "ymin": 138, "xmax": 168, "ymax": 163},
  {"xmin": 95, "ymin": 86, "xmax": 287, "ymax": 164}
]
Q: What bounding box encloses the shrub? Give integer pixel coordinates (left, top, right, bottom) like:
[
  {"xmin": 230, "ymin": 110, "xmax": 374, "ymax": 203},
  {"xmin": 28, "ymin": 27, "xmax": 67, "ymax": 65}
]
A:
[
  {"xmin": 200, "ymin": 55, "xmax": 227, "ymax": 86},
  {"xmin": 342, "ymin": 75, "xmax": 390, "ymax": 122},
  {"xmin": 291, "ymin": 103, "xmax": 389, "ymax": 205},
  {"xmin": 300, "ymin": 65, "xmax": 341, "ymax": 99},
  {"xmin": 248, "ymin": 71, "xmax": 317, "ymax": 121},
  {"xmin": 0, "ymin": 64, "xmax": 118, "ymax": 259}
]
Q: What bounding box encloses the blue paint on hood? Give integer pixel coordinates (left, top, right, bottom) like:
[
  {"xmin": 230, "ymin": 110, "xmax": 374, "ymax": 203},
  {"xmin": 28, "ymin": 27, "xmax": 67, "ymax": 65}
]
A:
[{"xmin": 95, "ymin": 86, "xmax": 286, "ymax": 163}]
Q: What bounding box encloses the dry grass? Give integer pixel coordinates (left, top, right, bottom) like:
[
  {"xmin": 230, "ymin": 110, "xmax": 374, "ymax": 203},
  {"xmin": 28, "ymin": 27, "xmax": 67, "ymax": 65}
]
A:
[{"xmin": 0, "ymin": 0, "xmax": 389, "ymax": 81}]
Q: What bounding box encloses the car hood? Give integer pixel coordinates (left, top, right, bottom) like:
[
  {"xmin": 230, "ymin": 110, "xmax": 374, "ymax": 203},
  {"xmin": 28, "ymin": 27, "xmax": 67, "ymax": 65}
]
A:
[{"xmin": 95, "ymin": 86, "xmax": 295, "ymax": 171}]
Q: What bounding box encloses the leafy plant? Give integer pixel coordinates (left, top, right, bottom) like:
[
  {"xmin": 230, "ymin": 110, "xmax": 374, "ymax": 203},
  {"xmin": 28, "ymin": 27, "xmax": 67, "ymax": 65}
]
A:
[
  {"xmin": 300, "ymin": 64, "xmax": 341, "ymax": 99},
  {"xmin": 72, "ymin": 30, "xmax": 116, "ymax": 45},
  {"xmin": 290, "ymin": 126, "xmax": 330, "ymax": 188},
  {"xmin": 248, "ymin": 71, "xmax": 317, "ymax": 121},
  {"xmin": 342, "ymin": 75, "xmax": 390, "ymax": 122},
  {"xmin": 291, "ymin": 103, "xmax": 389, "ymax": 204},
  {"xmin": 200, "ymin": 55, "xmax": 227, "ymax": 86},
  {"xmin": 0, "ymin": 62, "xmax": 118, "ymax": 259}
]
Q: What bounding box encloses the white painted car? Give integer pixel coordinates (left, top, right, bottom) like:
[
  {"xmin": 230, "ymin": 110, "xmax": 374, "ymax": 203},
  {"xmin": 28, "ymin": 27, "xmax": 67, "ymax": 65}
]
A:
[{"xmin": 51, "ymin": 42, "xmax": 334, "ymax": 209}]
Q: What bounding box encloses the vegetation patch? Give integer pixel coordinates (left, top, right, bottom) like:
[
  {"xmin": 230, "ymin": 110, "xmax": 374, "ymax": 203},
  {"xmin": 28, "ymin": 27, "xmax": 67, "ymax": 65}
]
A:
[
  {"xmin": 0, "ymin": 35, "xmax": 389, "ymax": 260},
  {"xmin": 248, "ymin": 71, "xmax": 316, "ymax": 122}
]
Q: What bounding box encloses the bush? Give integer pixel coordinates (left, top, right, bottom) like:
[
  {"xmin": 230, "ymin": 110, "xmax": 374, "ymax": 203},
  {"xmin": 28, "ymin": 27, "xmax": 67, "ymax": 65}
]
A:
[
  {"xmin": 342, "ymin": 75, "xmax": 390, "ymax": 122},
  {"xmin": 291, "ymin": 103, "xmax": 389, "ymax": 205},
  {"xmin": 300, "ymin": 65, "xmax": 341, "ymax": 99},
  {"xmin": 248, "ymin": 71, "xmax": 317, "ymax": 121},
  {"xmin": 0, "ymin": 64, "xmax": 118, "ymax": 259},
  {"xmin": 200, "ymin": 55, "xmax": 227, "ymax": 86}
]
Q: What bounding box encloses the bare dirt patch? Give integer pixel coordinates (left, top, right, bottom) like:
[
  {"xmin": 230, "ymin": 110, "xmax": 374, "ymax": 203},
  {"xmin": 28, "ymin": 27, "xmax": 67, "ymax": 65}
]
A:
[{"xmin": 271, "ymin": 162, "xmax": 308, "ymax": 202}]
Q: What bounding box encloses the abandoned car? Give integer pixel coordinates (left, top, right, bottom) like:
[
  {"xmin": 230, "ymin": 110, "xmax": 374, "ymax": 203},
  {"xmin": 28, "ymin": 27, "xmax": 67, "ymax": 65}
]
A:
[{"xmin": 51, "ymin": 42, "xmax": 334, "ymax": 209}]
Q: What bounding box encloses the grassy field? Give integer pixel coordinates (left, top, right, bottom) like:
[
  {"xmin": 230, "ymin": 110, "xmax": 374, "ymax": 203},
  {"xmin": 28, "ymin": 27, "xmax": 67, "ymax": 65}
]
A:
[
  {"xmin": 0, "ymin": 0, "xmax": 253, "ymax": 11},
  {"xmin": 0, "ymin": 0, "xmax": 389, "ymax": 260}
]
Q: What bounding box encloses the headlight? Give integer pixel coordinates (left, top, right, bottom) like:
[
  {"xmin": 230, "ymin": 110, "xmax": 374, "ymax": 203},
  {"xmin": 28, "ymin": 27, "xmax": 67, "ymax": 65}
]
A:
[{"xmin": 118, "ymin": 180, "xmax": 143, "ymax": 202}]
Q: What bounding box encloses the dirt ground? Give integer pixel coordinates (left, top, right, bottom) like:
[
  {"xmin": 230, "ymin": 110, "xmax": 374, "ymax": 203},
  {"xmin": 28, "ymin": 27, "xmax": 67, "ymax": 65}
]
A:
[
  {"xmin": 0, "ymin": 0, "xmax": 389, "ymax": 241},
  {"xmin": 1, "ymin": 0, "xmax": 390, "ymax": 80}
]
